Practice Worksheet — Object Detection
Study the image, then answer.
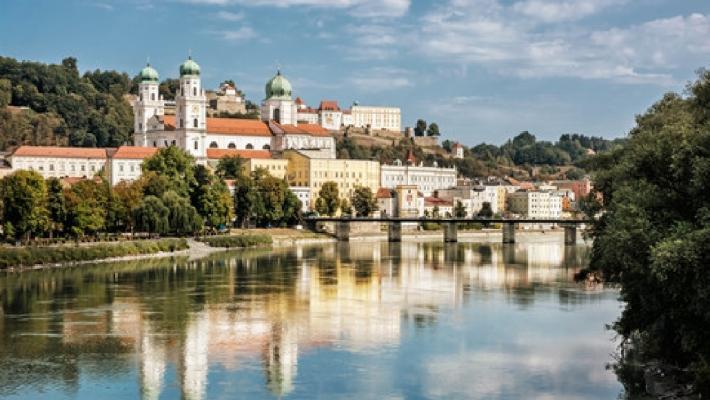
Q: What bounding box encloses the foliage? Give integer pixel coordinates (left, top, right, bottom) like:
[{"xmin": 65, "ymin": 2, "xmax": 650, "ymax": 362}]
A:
[
  {"xmin": 232, "ymin": 170, "xmax": 301, "ymax": 228},
  {"xmin": 161, "ymin": 191, "xmax": 202, "ymax": 235},
  {"xmin": 477, "ymin": 202, "xmax": 493, "ymax": 218},
  {"xmin": 0, "ymin": 170, "xmax": 49, "ymax": 240},
  {"xmin": 350, "ymin": 186, "xmax": 377, "ymax": 217},
  {"xmin": 340, "ymin": 199, "xmax": 353, "ymax": 216},
  {"xmin": 316, "ymin": 181, "xmax": 340, "ymax": 216},
  {"xmin": 132, "ymin": 196, "xmax": 169, "ymax": 235},
  {"xmin": 426, "ymin": 122, "xmax": 440, "ymax": 136},
  {"xmin": 0, "ymin": 56, "xmax": 134, "ymax": 148},
  {"xmin": 454, "ymin": 200, "xmax": 467, "ymax": 218},
  {"xmin": 142, "ymin": 146, "xmax": 195, "ymax": 197},
  {"xmin": 215, "ymin": 155, "xmax": 244, "ymax": 179},
  {"xmin": 199, "ymin": 234, "xmax": 272, "ymax": 248},
  {"xmin": 64, "ymin": 179, "xmax": 108, "ymax": 237},
  {"xmin": 414, "ymin": 119, "xmax": 427, "ymax": 137},
  {"xmin": 107, "ymin": 180, "xmax": 144, "ymax": 232},
  {"xmin": 0, "ymin": 238, "xmax": 187, "ymax": 268},
  {"xmin": 46, "ymin": 177, "xmax": 67, "ymax": 236},
  {"xmin": 191, "ymin": 165, "xmax": 233, "ymax": 230},
  {"xmin": 584, "ymin": 69, "xmax": 710, "ymax": 395}
]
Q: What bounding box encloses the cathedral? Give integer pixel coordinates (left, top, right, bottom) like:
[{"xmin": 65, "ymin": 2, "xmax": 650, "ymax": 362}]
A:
[{"xmin": 132, "ymin": 57, "xmax": 336, "ymax": 160}]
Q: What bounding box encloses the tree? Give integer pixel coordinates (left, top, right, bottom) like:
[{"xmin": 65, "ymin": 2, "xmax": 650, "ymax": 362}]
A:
[
  {"xmin": 316, "ymin": 181, "xmax": 340, "ymax": 216},
  {"xmin": 191, "ymin": 165, "xmax": 233, "ymax": 230},
  {"xmin": 0, "ymin": 78, "xmax": 11, "ymax": 107},
  {"xmin": 351, "ymin": 186, "xmax": 377, "ymax": 217},
  {"xmin": 432, "ymin": 205, "xmax": 440, "ymax": 218},
  {"xmin": 46, "ymin": 177, "xmax": 67, "ymax": 237},
  {"xmin": 426, "ymin": 122, "xmax": 440, "ymax": 136},
  {"xmin": 142, "ymin": 146, "xmax": 195, "ymax": 197},
  {"xmin": 132, "ymin": 196, "xmax": 169, "ymax": 236},
  {"xmin": 340, "ymin": 199, "xmax": 353, "ymax": 216},
  {"xmin": 161, "ymin": 191, "xmax": 202, "ymax": 235},
  {"xmin": 64, "ymin": 179, "xmax": 108, "ymax": 237},
  {"xmin": 107, "ymin": 180, "xmax": 144, "ymax": 232},
  {"xmin": 454, "ymin": 200, "xmax": 467, "ymax": 218},
  {"xmin": 582, "ymin": 70, "xmax": 710, "ymax": 396},
  {"xmin": 233, "ymin": 173, "xmax": 259, "ymax": 228},
  {"xmin": 215, "ymin": 155, "xmax": 244, "ymax": 179},
  {"xmin": 414, "ymin": 119, "xmax": 427, "ymax": 137},
  {"xmin": 0, "ymin": 170, "xmax": 49, "ymax": 240},
  {"xmin": 477, "ymin": 202, "xmax": 493, "ymax": 218}
]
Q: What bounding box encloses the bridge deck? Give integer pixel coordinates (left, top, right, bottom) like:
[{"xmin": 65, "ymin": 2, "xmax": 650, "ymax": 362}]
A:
[{"xmin": 306, "ymin": 217, "xmax": 590, "ymax": 224}]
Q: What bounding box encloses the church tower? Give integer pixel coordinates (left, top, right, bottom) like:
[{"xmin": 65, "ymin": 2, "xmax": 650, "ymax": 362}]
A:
[
  {"xmin": 261, "ymin": 70, "xmax": 298, "ymax": 125},
  {"xmin": 175, "ymin": 56, "xmax": 207, "ymax": 158},
  {"xmin": 133, "ymin": 63, "xmax": 164, "ymax": 146}
]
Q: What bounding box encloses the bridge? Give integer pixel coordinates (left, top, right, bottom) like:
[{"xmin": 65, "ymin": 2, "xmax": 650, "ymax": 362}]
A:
[{"xmin": 304, "ymin": 217, "xmax": 591, "ymax": 245}]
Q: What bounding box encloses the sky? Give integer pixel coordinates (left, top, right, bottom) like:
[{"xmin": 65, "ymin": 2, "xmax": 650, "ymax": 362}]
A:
[{"xmin": 1, "ymin": 0, "xmax": 709, "ymax": 146}]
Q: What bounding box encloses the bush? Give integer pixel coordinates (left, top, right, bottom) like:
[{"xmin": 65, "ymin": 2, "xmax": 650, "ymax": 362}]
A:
[
  {"xmin": 199, "ymin": 234, "xmax": 272, "ymax": 248},
  {"xmin": 0, "ymin": 238, "xmax": 188, "ymax": 268}
]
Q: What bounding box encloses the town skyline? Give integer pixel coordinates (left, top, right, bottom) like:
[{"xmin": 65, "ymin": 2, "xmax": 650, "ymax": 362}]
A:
[{"xmin": 1, "ymin": 0, "xmax": 709, "ymax": 145}]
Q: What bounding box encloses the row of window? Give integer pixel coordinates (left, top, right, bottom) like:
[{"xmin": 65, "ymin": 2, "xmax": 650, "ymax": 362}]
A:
[{"xmin": 27, "ymin": 163, "xmax": 98, "ymax": 173}]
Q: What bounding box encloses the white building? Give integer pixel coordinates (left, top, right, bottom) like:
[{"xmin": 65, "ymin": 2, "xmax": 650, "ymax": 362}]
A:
[
  {"xmin": 452, "ymin": 143, "xmax": 464, "ymax": 159},
  {"xmin": 352, "ymin": 105, "xmax": 401, "ymax": 132},
  {"xmin": 107, "ymin": 146, "xmax": 158, "ymax": 186},
  {"xmin": 507, "ymin": 190, "xmax": 563, "ymax": 220},
  {"xmin": 133, "ymin": 59, "xmax": 335, "ymax": 160},
  {"xmin": 380, "ymin": 152, "xmax": 457, "ymax": 196},
  {"xmin": 289, "ymin": 186, "xmax": 311, "ymax": 212},
  {"xmin": 8, "ymin": 146, "xmax": 107, "ymax": 178}
]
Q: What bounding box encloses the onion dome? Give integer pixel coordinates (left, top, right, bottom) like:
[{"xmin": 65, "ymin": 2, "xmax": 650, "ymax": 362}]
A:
[
  {"xmin": 179, "ymin": 56, "xmax": 201, "ymax": 76},
  {"xmin": 265, "ymin": 70, "xmax": 292, "ymax": 100},
  {"xmin": 139, "ymin": 63, "xmax": 159, "ymax": 82}
]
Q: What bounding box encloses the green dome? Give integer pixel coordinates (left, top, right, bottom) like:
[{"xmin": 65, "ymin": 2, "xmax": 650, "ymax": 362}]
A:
[
  {"xmin": 265, "ymin": 70, "xmax": 292, "ymax": 100},
  {"xmin": 179, "ymin": 56, "xmax": 200, "ymax": 76},
  {"xmin": 139, "ymin": 63, "xmax": 159, "ymax": 82}
]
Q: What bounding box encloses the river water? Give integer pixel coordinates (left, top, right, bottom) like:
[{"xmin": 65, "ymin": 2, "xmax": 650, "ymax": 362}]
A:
[{"xmin": 0, "ymin": 238, "xmax": 622, "ymax": 399}]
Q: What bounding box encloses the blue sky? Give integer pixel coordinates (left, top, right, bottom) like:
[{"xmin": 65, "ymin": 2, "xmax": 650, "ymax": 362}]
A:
[{"xmin": 1, "ymin": 0, "xmax": 709, "ymax": 145}]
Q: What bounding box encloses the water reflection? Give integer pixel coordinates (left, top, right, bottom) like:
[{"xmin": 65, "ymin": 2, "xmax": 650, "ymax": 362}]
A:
[{"xmin": 0, "ymin": 239, "xmax": 620, "ymax": 399}]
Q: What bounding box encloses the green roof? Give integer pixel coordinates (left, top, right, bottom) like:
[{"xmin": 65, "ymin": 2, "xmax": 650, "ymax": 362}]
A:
[
  {"xmin": 139, "ymin": 64, "xmax": 159, "ymax": 82},
  {"xmin": 265, "ymin": 70, "xmax": 292, "ymax": 100},
  {"xmin": 179, "ymin": 56, "xmax": 200, "ymax": 76}
]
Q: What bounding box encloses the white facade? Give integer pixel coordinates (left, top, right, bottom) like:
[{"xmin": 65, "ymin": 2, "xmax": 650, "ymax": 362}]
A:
[
  {"xmin": 289, "ymin": 186, "xmax": 311, "ymax": 212},
  {"xmin": 8, "ymin": 147, "xmax": 107, "ymax": 179},
  {"xmin": 319, "ymin": 110, "xmax": 342, "ymax": 131},
  {"xmin": 352, "ymin": 105, "xmax": 401, "ymax": 131},
  {"xmin": 109, "ymin": 158, "xmax": 143, "ymax": 186},
  {"xmin": 380, "ymin": 160, "xmax": 457, "ymax": 196},
  {"xmin": 134, "ymin": 76, "xmax": 164, "ymax": 135},
  {"xmin": 206, "ymin": 134, "xmax": 272, "ymax": 151},
  {"xmin": 438, "ymin": 185, "xmax": 499, "ymax": 216},
  {"xmin": 296, "ymin": 111, "xmax": 319, "ymax": 125},
  {"xmin": 507, "ymin": 191, "xmax": 563, "ymax": 219}
]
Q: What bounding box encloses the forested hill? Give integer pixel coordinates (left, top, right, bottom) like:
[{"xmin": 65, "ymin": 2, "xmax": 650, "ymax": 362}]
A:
[{"xmin": 0, "ymin": 56, "xmax": 135, "ymax": 149}]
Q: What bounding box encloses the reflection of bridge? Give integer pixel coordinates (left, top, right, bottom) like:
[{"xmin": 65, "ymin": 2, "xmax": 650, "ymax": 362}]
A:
[{"xmin": 305, "ymin": 217, "xmax": 590, "ymax": 245}]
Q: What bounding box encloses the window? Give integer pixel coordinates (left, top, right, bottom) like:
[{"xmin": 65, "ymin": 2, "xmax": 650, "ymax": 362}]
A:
[
  {"xmin": 153, "ymin": 141, "xmax": 157, "ymax": 147},
  {"xmin": 193, "ymin": 118, "xmax": 198, "ymax": 128},
  {"xmin": 81, "ymin": 165, "xmax": 86, "ymax": 172},
  {"xmin": 193, "ymin": 87, "xmax": 197, "ymax": 96},
  {"xmin": 228, "ymin": 143, "xmax": 236, "ymax": 149},
  {"xmin": 151, "ymin": 93, "xmax": 155, "ymax": 101},
  {"xmin": 262, "ymin": 144, "xmax": 271, "ymax": 150},
  {"xmin": 49, "ymin": 164, "xmax": 54, "ymax": 171},
  {"xmin": 91, "ymin": 165, "xmax": 95, "ymax": 172},
  {"xmin": 179, "ymin": 119, "xmax": 183, "ymax": 128},
  {"xmin": 139, "ymin": 94, "xmax": 143, "ymax": 101},
  {"xmin": 119, "ymin": 164, "xmax": 124, "ymax": 172},
  {"xmin": 246, "ymin": 143, "xmax": 254, "ymax": 149},
  {"xmin": 130, "ymin": 165, "xmax": 134, "ymax": 172},
  {"xmin": 171, "ymin": 140, "xmax": 176, "ymax": 146},
  {"xmin": 194, "ymin": 141, "xmax": 198, "ymax": 150},
  {"xmin": 209, "ymin": 141, "xmax": 218, "ymax": 148},
  {"xmin": 139, "ymin": 123, "xmax": 143, "ymax": 131}
]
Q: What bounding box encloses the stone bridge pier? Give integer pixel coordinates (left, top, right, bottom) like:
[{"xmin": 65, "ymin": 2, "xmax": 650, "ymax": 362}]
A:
[
  {"xmin": 563, "ymin": 224, "xmax": 577, "ymax": 245},
  {"xmin": 388, "ymin": 221, "xmax": 403, "ymax": 242},
  {"xmin": 335, "ymin": 221, "xmax": 350, "ymax": 241},
  {"xmin": 502, "ymin": 222, "xmax": 516, "ymax": 244},
  {"xmin": 443, "ymin": 222, "xmax": 458, "ymax": 243}
]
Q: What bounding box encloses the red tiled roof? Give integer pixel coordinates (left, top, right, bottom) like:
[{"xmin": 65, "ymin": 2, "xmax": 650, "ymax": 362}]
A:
[
  {"xmin": 318, "ymin": 100, "xmax": 340, "ymax": 111},
  {"xmin": 297, "ymin": 108, "xmax": 318, "ymax": 114},
  {"xmin": 112, "ymin": 146, "xmax": 159, "ymax": 160},
  {"xmin": 376, "ymin": 188, "xmax": 394, "ymax": 199},
  {"xmin": 295, "ymin": 97, "xmax": 304, "ymax": 105},
  {"xmin": 163, "ymin": 115, "xmax": 272, "ymax": 136},
  {"xmin": 273, "ymin": 122, "xmax": 331, "ymax": 137},
  {"xmin": 206, "ymin": 149, "xmax": 273, "ymax": 160},
  {"xmin": 11, "ymin": 146, "xmax": 107, "ymax": 159},
  {"xmin": 424, "ymin": 197, "xmax": 452, "ymax": 206}
]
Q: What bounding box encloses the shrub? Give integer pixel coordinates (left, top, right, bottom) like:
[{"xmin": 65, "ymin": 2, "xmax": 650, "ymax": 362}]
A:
[
  {"xmin": 0, "ymin": 238, "xmax": 188, "ymax": 268},
  {"xmin": 200, "ymin": 234, "xmax": 272, "ymax": 248}
]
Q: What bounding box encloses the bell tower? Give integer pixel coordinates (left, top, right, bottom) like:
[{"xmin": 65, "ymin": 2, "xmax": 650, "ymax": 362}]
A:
[{"xmin": 175, "ymin": 56, "xmax": 207, "ymax": 158}]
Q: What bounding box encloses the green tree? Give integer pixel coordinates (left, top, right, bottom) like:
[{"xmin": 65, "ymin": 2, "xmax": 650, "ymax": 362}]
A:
[
  {"xmin": 142, "ymin": 146, "xmax": 195, "ymax": 197},
  {"xmin": 351, "ymin": 186, "xmax": 377, "ymax": 217},
  {"xmin": 215, "ymin": 155, "xmax": 244, "ymax": 179},
  {"xmin": 454, "ymin": 200, "xmax": 467, "ymax": 218},
  {"xmin": 426, "ymin": 122, "xmax": 440, "ymax": 137},
  {"xmin": 233, "ymin": 173, "xmax": 259, "ymax": 228},
  {"xmin": 414, "ymin": 119, "xmax": 427, "ymax": 137},
  {"xmin": 64, "ymin": 179, "xmax": 108, "ymax": 237},
  {"xmin": 0, "ymin": 78, "xmax": 11, "ymax": 107},
  {"xmin": 46, "ymin": 177, "xmax": 67, "ymax": 237},
  {"xmin": 132, "ymin": 196, "xmax": 169, "ymax": 236},
  {"xmin": 316, "ymin": 181, "xmax": 340, "ymax": 216},
  {"xmin": 191, "ymin": 165, "xmax": 233, "ymax": 230},
  {"xmin": 161, "ymin": 191, "xmax": 202, "ymax": 235},
  {"xmin": 0, "ymin": 170, "xmax": 49, "ymax": 240},
  {"xmin": 583, "ymin": 69, "xmax": 710, "ymax": 396},
  {"xmin": 107, "ymin": 180, "xmax": 144, "ymax": 232},
  {"xmin": 340, "ymin": 199, "xmax": 353, "ymax": 216},
  {"xmin": 477, "ymin": 202, "xmax": 493, "ymax": 218}
]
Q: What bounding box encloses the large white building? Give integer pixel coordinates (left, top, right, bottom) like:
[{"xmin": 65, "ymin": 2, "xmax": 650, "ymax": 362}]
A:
[
  {"xmin": 295, "ymin": 99, "xmax": 400, "ymax": 132},
  {"xmin": 507, "ymin": 190, "xmax": 563, "ymax": 219},
  {"xmin": 8, "ymin": 146, "xmax": 107, "ymax": 178},
  {"xmin": 380, "ymin": 152, "xmax": 457, "ymax": 196},
  {"xmin": 132, "ymin": 59, "xmax": 336, "ymax": 160}
]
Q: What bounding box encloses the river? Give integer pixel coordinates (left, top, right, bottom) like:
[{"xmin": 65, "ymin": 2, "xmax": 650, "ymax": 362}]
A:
[{"xmin": 0, "ymin": 237, "xmax": 622, "ymax": 399}]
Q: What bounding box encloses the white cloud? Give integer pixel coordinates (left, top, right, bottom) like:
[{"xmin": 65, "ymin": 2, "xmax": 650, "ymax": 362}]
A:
[
  {"xmin": 215, "ymin": 26, "xmax": 257, "ymax": 42},
  {"xmin": 415, "ymin": 1, "xmax": 710, "ymax": 85},
  {"xmin": 215, "ymin": 10, "xmax": 245, "ymax": 21},
  {"xmin": 511, "ymin": 0, "xmax": 626, "ymax": 22},
  {"xmin": 181, "ymin": 0, "xmax": 410, "ymax": 18},
  {"xmin": 349, "ymin": 67, "xmax": 413, "ymax": 92}
]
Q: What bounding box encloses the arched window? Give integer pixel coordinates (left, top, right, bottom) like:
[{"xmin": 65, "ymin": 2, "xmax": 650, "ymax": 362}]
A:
[
  {"xmin": 209, "ymin": 141, "xmax": 218, "ymax": 148},
  {"xmin": 193, "ymin": 87, "xmax": 197, "ymax": 96},
  {"xmin": 262, "ymin": 144, "xmax": 271, "ymax": 150},
  {"xmin": 194, "ymin": 141, "xmax": 198, "ymax": 150},
  {"xmin": 228, "ymin": 143, "xmax": 236, "ymax": 149},
  {"xmin": 139, "ymin": 94, "xmax": 143, "ymax": 101},
  {"xmin": 171, "ymin": 140, "xmax": 176, "ymax": 146},
  {"xmin": 151, "ymin": 93, "xmax": 155, "ymax": 101},
  {"xmin": 245, "ymin": 143, "xmax": 254, "ymax": 150},
  {"xmin": 273, "ymin": 108, "xmax": 281, "ymax": 123},
  {"xmin": 193, "ymin": 118, "xmax": 198, "ymax": 128}
]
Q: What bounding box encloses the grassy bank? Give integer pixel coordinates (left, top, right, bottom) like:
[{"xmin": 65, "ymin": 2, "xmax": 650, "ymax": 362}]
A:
[
  {"xmin": 0, "ymin": 238, "xmax": 188, "ymax": 269},
  {"xmin": 199, "ymin": 234, "xmax": 272, "ymax": 248}
]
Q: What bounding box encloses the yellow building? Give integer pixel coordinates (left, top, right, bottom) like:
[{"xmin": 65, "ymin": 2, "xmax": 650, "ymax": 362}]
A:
[
  {"xmin": 206, "ymin": 149, "xmax": 288, "ymax": 179},
  {"xmin": 283, "ymin": 150, "xmax": 380, "ymax": 206}
]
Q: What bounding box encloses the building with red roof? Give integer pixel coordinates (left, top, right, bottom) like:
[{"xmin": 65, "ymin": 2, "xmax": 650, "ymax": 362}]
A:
[{"xmin": 8, "ymin": 145, "xmax": 108, "ymax": 179}]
